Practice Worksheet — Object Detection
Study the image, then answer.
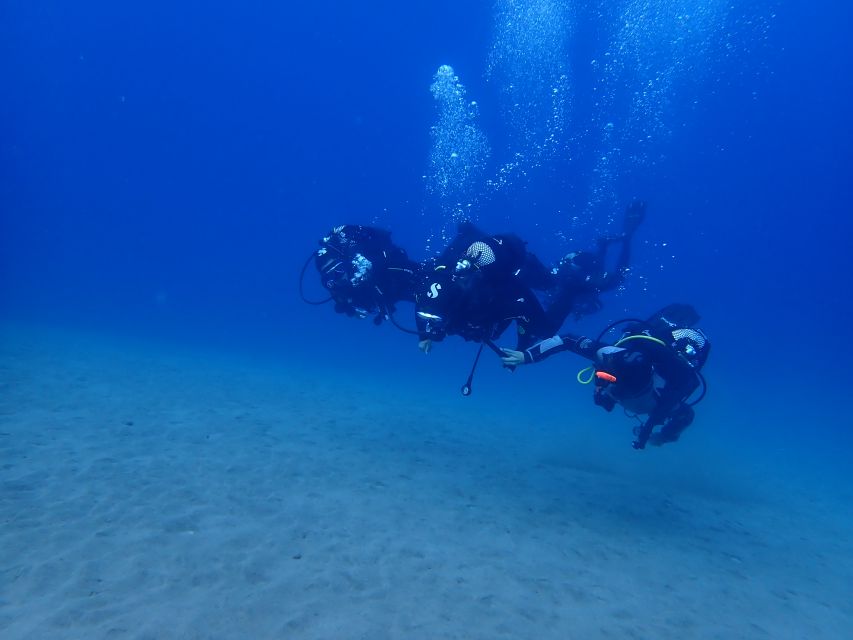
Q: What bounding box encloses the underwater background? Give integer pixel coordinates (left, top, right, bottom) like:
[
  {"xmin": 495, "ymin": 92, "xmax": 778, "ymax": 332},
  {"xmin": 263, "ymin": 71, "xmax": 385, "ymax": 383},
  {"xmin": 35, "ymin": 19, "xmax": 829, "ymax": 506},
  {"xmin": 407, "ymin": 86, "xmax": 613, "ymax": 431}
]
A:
[
  {"xmin": 4, "ymin": 0, "xmax": 852, "ymax": 462},
  {"xmin": 2, "ymin": 1, "xmax": 852, "ymax": 638}
]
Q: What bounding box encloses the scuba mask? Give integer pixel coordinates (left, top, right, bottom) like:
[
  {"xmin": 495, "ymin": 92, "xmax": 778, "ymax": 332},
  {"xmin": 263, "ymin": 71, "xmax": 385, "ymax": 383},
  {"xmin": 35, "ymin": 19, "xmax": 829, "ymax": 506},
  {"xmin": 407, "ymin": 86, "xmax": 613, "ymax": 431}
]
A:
[
  {"xmin": 671, "ymin": 328, "xmax": 709, "ymax": 370},
  {"xmin": 454, "ymin": 258, "xmax": 473, "ymax": 276},
  {"xmin": 317, "ymin": 251, "xmax": 349, "ymax": 291}
]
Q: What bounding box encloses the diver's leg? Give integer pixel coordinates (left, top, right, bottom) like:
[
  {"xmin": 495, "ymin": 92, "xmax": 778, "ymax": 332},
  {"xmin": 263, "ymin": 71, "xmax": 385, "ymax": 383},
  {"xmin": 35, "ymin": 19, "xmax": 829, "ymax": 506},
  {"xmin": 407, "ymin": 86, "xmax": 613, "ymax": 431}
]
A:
[
  {"xmin": 650, "ymin": 404, "xmax": 695, "ymax": 445},
  {"xmin": 541, "ymin": 287, "xmax": 576, "ymax": 336}
]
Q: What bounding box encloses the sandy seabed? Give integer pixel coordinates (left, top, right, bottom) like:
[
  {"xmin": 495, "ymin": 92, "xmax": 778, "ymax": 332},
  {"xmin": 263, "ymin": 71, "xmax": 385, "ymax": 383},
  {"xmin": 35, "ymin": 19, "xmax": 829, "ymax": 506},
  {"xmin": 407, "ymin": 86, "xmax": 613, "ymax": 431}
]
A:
[{"xmin": 1, "ymin": 326, "xmax": 851, "ymax": 639}]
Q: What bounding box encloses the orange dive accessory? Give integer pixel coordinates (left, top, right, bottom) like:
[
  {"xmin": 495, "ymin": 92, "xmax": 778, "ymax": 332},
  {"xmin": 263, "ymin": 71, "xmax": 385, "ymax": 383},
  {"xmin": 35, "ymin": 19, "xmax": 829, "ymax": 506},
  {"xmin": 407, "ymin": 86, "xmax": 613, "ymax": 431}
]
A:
[{"xmin": 595, "ymin": 371, "xmax": 617, "ymax": 383}]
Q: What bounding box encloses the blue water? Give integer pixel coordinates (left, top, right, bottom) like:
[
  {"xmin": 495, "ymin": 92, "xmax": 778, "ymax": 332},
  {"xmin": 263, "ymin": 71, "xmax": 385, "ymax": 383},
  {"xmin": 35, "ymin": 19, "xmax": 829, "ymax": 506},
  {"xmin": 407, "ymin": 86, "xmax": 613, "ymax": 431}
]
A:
[{"xmin": 2, "ymin": 0, "xmax": 852, "ymax": 635}]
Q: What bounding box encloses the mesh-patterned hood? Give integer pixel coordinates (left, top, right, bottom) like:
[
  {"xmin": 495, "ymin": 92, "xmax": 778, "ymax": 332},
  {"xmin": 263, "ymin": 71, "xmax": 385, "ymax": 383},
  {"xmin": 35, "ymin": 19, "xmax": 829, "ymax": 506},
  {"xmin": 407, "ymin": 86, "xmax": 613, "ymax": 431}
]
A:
[
  {"xmin": 670, "ymin": 328, "xmax": 710, "ymax": 369},
  {"xmin": 465, "ymin": 241, "xmax": 496, "ymax": 268}
]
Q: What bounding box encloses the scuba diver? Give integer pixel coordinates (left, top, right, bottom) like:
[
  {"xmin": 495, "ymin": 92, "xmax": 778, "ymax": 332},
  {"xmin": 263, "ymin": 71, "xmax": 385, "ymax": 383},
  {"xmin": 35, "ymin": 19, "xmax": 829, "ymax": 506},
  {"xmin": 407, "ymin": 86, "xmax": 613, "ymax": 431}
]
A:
[
  {"xmin": 501, "ymin": 304, "xmax": 710, "ymax": 449},
  {"xmin": 415, "ymin": 223, "xmax": 553, "ymax": 355},
  {"xmin": 300, "ymin": 224, "xmax": 420, "ymax": 331},
  {"xmin": 543, "ymin": 199, "xmax": 646, "ymax": 334}
]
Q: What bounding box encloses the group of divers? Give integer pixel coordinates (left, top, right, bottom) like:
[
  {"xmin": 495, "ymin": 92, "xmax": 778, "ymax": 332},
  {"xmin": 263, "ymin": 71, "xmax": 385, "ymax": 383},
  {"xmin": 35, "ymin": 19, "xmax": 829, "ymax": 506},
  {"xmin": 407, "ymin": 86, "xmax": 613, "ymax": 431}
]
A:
[{"xmin": 300, "ymin": 201, "xmax": 710, "ymax": 451}]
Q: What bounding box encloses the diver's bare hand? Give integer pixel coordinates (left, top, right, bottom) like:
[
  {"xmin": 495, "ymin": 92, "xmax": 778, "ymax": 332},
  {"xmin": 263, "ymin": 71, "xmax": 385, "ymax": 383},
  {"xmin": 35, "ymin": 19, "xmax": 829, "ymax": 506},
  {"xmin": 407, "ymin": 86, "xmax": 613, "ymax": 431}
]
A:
[
  {"xmin": 418, "ymin": 339, "xmax": 432, "ymax": 354},
  {"xmin": 500, "ymin": 348, "xmax": 525, "ymax": 367}
]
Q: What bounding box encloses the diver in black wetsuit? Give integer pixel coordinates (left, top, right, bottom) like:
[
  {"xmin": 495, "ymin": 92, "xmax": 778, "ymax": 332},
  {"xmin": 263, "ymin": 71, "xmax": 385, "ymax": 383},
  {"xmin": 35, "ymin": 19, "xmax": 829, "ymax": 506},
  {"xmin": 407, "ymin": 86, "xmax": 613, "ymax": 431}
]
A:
[
  {"xmin": 501, "ymin": 304, "xmax": 710, "ymax": 449},
  {"xmin": 414, "ymin": 223, "xmax": 553, "ymax": 353},
  {"xmin": 308, "ymin": 225, "xmax": 420, "ymax": 326},
  {"xmin": 543, "ymin": 200, "xmax": 646, "ymax": 333}
]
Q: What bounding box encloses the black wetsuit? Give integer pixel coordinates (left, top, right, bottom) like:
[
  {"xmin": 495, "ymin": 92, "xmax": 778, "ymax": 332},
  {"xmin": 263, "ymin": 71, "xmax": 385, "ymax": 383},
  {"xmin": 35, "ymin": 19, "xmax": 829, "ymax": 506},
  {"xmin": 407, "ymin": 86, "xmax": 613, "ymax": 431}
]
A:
[
  {"xmin": 544, "ymin": 199, "xmax": 645, "ymax": 333},
  {"xmin": 415, "ymin": 226, "xmax": 551, "ymax": 349},
  {"xmin": 543, "ymin": 235, "xmax": 632, "ymax": 334},
  {"xmin": 316, "ymin": 225, "xmax": 419, "ymax": 321},
  {"xmin": 519, "ymin": 319, "xmax": 706, "ymax": 448}
]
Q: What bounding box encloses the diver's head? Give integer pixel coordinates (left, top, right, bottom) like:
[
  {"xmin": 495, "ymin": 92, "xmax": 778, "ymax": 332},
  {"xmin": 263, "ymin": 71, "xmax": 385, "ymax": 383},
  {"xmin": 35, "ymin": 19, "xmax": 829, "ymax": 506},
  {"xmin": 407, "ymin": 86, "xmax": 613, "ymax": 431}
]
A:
[
  {"xmin": 671, "ymin": 328, "xmax": 709, "ymax": 370},
  {"xmin": 450, "ymin": 241, "xmax": 498, "ymax": 289},
  {"xmin": 464, "ymin": 241, "xmax": 496, "ymax": 269},
  {"xmin": 453, "ymin": 241, "xmax": 500, "ymax": 283}
]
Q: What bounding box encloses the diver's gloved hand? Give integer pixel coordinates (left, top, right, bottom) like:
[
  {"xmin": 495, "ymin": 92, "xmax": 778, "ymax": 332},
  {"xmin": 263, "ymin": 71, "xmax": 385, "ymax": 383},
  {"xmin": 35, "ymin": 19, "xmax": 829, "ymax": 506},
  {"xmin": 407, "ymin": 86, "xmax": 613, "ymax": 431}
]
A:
[
  {"xmin": 623, "ymin": 199, "xmax": 646, "ymax": 237},
  {"xmin": 500, "ymin": 348, "xmax": 526, "ymax": 367},
  {"xmin": 418, "ymin": 339, "xmax": 432, "ymax": 354},
  {"xmin": 631, "ymin": 419, "xmax": 653, "ymax": 450},
  {"xmin": 652, "ymin": 405, "xmax": 694, "ymax": 445},
  {"xmin": 594, "ymin": 387, "xmax": 616, "ymax": 412}
]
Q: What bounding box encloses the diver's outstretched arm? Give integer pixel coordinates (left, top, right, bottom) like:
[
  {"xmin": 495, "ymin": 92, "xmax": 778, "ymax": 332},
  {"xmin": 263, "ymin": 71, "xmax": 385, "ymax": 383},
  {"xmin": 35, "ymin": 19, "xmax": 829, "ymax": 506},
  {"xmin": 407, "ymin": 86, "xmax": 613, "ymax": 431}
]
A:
[{"xmin": 501, "ymin": 334, "xmax": 603, "ymax": 366}]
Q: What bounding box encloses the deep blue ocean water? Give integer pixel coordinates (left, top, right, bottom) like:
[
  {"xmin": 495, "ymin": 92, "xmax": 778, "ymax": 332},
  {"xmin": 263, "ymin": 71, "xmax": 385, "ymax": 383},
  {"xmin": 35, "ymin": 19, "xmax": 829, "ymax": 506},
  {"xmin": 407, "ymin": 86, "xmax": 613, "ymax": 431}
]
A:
[{"xmin": 2, "ymin": 1, "xmax": 852, "ymax": 624}]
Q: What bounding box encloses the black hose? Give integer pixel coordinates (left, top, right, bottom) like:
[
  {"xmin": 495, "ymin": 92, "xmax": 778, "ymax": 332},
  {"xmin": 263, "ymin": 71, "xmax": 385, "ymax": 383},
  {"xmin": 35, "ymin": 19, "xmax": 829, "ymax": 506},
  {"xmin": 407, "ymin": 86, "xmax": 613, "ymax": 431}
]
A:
[
  {"xmin": 483, "ymin": 339, "xmax": 504, "ymax": 357},
  {"xmin": 298, "ymin": 252, "xmax": 332, "ymax": 305},
  {"xmin": 381, "ymin": 267, "xmax": 420, "ymax": 335},
  {"xmin": 460, "ymin": 336, "xmax": 508, "ymax": 396},
  {"xmin": 385, "ymin": 308, "xmax": 420, "ymax": 335},
  {"xmin": 687, "ymin": 371, "xmax": 707, "ymax": 407},
  {"xmin": 461, "ymin": 342, "xmax": 486, "ymax": 396},
  {"xmin": 596, "ymin": 317, "xmax": 646, "ymax": 343}
]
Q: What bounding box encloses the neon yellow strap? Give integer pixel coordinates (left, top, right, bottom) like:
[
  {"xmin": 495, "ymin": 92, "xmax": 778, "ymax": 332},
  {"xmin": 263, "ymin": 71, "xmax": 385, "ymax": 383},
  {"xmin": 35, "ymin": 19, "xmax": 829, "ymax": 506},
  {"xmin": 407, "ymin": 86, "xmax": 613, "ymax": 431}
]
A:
[
  {"xmin": 577, "ymin": 335, "xmax": 666, "ymax": 385},
  {"xmin": 577, "ymin": 366, "xmax": 595, "ymax": 384},
  {"xmin": 614, "ymin": 334, "xmax": 667, "ymax": 348}
]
